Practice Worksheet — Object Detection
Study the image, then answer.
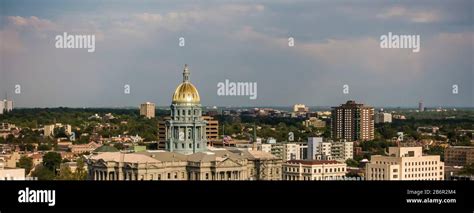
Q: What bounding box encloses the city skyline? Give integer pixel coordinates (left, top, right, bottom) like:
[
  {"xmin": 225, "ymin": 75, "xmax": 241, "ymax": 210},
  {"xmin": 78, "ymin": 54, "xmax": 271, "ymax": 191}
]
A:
[{"xmin": 0, "ymin": 0, "xmax": 473, "ymax": 108}]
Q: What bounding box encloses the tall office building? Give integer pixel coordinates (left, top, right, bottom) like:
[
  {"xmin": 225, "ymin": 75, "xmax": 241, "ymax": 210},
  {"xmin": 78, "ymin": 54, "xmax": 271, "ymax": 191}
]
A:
[
  {"xmin": 331, "ymin": 100, "xmax": 374, "ymax": 141},
  {"xmin": 164, "ymin": 64, "xmax": 207, "ymax": 155},
  {"xmin": 140, "ymin": 102, "xmax": 156, "ymax": 119}
]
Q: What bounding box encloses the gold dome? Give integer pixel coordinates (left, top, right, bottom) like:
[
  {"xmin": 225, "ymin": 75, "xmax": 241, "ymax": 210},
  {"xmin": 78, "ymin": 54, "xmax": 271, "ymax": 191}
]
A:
[{"xmin": 172, "ymin": 64, "xmax": 201, "ymax": 105}]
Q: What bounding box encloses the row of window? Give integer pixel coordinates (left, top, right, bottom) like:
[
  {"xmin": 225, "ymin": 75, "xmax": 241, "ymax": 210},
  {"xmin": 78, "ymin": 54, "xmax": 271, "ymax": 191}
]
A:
[
  {"xmin": 284, "ymin": 175, "xmax": 345, "ymax": 180},
  {"xmin": 405, "ymin": 166, "xmax": 442, "ymax": 172},
  {"xmin": 404, "ymin": 161, "xmax": 439, "ymax": 166},
  {"xmin": 284, "ymin": 167, "xmax": 345, "ymax": 173}
]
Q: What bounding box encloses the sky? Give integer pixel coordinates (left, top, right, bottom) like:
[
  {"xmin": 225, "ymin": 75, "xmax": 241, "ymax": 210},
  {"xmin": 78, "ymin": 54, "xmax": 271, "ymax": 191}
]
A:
[{"xmin": 0, "ymin": 0, "xmax": 472, "ymax": 108}]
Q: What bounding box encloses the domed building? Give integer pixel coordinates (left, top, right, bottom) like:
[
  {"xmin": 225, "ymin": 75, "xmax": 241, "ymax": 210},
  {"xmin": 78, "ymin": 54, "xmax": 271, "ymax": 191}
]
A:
[{"xmin": 165, "ymin": 64, "xmax": 208, "ymax": 155}]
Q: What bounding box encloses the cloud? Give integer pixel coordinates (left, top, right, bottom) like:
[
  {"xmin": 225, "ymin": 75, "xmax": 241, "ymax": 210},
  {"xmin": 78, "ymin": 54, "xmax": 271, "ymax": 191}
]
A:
[
  {"xmin": 376, "ymin": 6, "xmax": 441, "ymax": 23},
  {"xmin": 7, "ymin": 16, "xmax": 57, "ymax": 31}
]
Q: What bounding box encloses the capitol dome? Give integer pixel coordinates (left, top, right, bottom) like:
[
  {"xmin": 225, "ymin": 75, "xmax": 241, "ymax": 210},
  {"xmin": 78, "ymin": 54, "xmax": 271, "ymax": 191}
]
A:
[{"xmin": 172, "ymin": 64, "xmax": 201, "ymax": 105}]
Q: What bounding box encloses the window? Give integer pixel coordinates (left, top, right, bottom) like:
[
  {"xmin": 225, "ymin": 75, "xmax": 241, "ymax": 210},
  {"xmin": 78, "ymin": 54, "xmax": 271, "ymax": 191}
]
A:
[
  {"xmin": 189, "ymin": 143, "xmax": 192, "ymax": 148},
  {"xmin": 167, "ymin": 173, "xmax": 171, "ymax": 179}
]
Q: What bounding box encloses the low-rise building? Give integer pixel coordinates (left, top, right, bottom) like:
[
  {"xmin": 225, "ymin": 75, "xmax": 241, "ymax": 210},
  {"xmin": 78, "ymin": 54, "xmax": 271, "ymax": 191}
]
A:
[
  {"xmin": 70, "ymin": 142, "xmax": 101, "ymax": 154},
  {"xmin": 283, "ymin": 160, "xmax": 346, "ymax": 180},
  {"xmin": 375, "ymin": 112, "xmax": 392, "ymax": 124},
  {"xmin": 302, "ymin": 117, "xmax": 326, "ymax": 128},
  {"xmin": 86, "ymin": 148, "xmax": 282, "ymax": 181},
  {"xmin": 0, "ymin": 157, "xmax": 25, "ymax": 180}
]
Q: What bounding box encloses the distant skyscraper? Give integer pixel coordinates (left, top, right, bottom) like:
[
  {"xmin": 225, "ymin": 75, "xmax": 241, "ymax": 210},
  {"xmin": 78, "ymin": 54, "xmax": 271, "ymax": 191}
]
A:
[
  {"xmin": 331, "ymin": 100, "xmax": 374, "ymax": 141},
  {"xmin": 0, "ymin": 99, "xmax": 13, "ymax": 114},
  {"xmin": 140, "ymin": 102, "xmax": 156, "ymax": 119},
  {"xmin": 418, "ymin": 101, "xmax": 424, "ymax": 112}
]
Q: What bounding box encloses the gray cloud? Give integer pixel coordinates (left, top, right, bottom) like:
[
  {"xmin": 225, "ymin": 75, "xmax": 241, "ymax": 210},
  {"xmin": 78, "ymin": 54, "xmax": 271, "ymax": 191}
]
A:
[{"xmin": 1, "ymin": 0, "xmax": 472, "ymax": 108}]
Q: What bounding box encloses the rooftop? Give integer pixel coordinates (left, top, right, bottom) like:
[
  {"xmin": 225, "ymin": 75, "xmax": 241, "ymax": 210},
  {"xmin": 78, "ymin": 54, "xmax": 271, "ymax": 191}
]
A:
[{"xmin": 286, "ymin": 160, "xmax": 342, "ymax": 165}]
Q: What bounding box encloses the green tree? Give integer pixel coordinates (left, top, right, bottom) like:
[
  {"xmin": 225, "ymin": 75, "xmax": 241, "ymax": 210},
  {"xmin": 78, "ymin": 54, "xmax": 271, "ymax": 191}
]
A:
[
  {"xmin": 459, "ymin": 163, "xmax": 474, "ymax": 175},
  {"xmin": 17, "ymin": 156, "xmax": 33, "ymax": 174},
  {"xmin": 57, "ymin": 165, "xmax": 74, "ymax": 180},
  {"xmin": 31, "ymin": 165, "xmax": 56, "ymax": 180},
  {"xmin": 42, "ymin": 152, "xmax": 62, "ymax": 174},
  {"xmin": 345, "ymin": 158, "xmax": 359, "ymax": 167},
  {"xmin": 75, "ymin": 158, "xmax": 87, "ymax": 180}
]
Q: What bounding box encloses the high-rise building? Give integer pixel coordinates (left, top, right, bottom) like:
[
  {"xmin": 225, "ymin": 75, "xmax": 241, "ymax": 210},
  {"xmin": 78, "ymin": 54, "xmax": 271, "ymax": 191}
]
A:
[
  {"xmin": 365, "ymin": 147, "xmax": 444, "ymax": 180},
  {"xmin": 164, "ymin": 65, "xmax": 207, "ymax": 155},
  {"xmin": 307, "ymin": 137, "xmax": 323, "ymax": 160},
  {"xmin": 307, "ymin": 137, "xmax": 353, "ymax": 161},
  {"xmin": 202, "ymin": 116, "xmax": 219, "ymax": 144},
  {"xmin": 331, "ymin": 100, "xmax": 374, "ymax": 141},
  {"xmin": 140, "ymin": 102, "xmax": 156, "ymax": 119},
  {"xmin": 0, "ymin": 99, "xmax": 13, "ymax": 114},
  {"xmin": 418, "ymin": 101, "xmax": 424, "ymax": 112},
  {"xmin": 282, "ymin": 143, "xmax": 301, "ymax": 161}
]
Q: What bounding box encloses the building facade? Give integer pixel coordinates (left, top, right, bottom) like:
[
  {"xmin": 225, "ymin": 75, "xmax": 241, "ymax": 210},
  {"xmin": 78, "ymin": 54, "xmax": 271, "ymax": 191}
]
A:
[
  {"xmin": 307, "ymin": 137, "xmax": 353, "ymax": 161},
  {"xmin": 444, "ymin": 146, "xmax": 474, "ymax": 166},
  {"xmin": 86, "ymin": 149, "xmax": 282, "ymax": 181},
  {"xmin": 140, "ymin": 102, "xmax": 156, "ymax": 119},
  {"xmin": 374, "ymin": 112, "xmax": 392, "ymax": 124},
  {"xmin": 302, "ymin": 117, "xmax": 326, "ymax": 128},
  {"xmin": 282, "ymin": 160, "xmax": 347, "ymax": 180},
  {"xmin": 158, "ymin": 115, "xmax": 219, "ymax": 149},
  {"xmin": 366, "ymin": 147, "xmax": 444, "ymax": 180},
  {"xmin": 0, "ymin": 157, "xmax": 25, "ymax": 180},
  {"xmin": 331, "ymin": 100, "xmax": 374, "ymax": 141},
  {"xmin": 0, "ymin": 99, "xmax": 13, "ymax": 115}
]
